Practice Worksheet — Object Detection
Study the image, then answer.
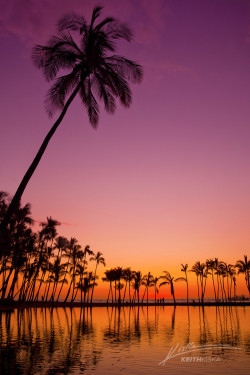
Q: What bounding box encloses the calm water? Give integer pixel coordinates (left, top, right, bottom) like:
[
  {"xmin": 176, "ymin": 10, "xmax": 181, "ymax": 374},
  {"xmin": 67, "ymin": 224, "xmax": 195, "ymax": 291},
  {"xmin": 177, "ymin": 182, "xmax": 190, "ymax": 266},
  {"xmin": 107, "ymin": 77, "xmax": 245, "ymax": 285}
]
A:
[{"xmin": 0, "ymin": 306, "xmax": 249, "ymax": 374}]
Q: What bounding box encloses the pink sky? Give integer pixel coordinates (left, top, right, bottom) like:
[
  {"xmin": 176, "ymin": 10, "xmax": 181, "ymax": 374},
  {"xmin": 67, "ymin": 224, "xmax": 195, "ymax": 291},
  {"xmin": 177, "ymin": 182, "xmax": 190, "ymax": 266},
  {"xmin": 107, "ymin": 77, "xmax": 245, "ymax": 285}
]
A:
[{"xmin": 1, "ymin": 0, "xmax": 250, "ymax": 296}]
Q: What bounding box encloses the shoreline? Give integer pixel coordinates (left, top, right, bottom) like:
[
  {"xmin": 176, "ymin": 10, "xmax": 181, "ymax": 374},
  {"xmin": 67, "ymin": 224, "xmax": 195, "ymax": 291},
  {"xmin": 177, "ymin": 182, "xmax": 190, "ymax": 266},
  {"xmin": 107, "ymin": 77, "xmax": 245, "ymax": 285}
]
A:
[{"xmin": 1, "ymin": 300, "xmax": 250, "ymax": 310}]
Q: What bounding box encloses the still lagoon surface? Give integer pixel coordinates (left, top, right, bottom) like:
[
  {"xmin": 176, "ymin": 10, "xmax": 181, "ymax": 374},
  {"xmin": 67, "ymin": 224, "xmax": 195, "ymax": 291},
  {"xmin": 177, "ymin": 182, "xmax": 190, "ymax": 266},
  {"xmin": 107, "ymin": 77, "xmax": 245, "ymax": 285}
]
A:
[{"xmin": 0, "ymin": 306, "xmax": 249, "ymax": 374}]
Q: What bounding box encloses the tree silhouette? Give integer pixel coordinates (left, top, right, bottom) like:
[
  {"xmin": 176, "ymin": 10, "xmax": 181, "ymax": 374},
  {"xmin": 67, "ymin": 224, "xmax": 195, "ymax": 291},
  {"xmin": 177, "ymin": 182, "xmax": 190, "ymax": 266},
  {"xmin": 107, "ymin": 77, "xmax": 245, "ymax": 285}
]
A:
[
  {"xmin": 236, "ymin": 255, "xmax": 250, "ymax": 296},
  {"xmin": 1, "ymin": 6, "xmax": 143, "ymax": 230}
]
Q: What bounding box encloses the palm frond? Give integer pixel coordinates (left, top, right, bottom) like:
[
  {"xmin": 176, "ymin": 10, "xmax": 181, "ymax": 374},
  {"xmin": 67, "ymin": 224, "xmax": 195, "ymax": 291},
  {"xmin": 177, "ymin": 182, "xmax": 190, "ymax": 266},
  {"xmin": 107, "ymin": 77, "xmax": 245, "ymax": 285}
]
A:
[
  {"xmin": 57, "ymin": 13, "xmax": 87, "ymax": 32},
  {"xmin": 91, "ymin": 6, "xmax": 103, "ymax": 27},
  {"xmin": 79, "ymin": 78, "xmax": 100, "ymax": 126},
  {"xmin": 45, "ymin": 69, "xmax": 80, "ymax": 116},
  {"xmin": 175, "ymin": 277, "xmax": 187, "ymax": 282}
]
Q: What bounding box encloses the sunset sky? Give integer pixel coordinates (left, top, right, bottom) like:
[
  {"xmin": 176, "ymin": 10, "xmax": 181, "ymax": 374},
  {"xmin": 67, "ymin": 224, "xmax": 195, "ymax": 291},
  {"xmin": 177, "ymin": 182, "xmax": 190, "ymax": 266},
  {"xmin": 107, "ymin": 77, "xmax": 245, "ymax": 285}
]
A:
[{"xmin": 1, "ymin": 0, "xmax": 250, "ymax": 297}]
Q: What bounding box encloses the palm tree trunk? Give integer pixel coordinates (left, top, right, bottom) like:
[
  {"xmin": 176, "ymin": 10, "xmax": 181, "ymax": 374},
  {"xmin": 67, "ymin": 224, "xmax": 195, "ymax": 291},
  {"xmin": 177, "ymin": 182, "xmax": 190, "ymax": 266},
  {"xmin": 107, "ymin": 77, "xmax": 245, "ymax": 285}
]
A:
[
  {"xmin": 118, "ymin": 280, "xmax": 121, "ymax": 304},
  {"xmin": 91, "ymin": 263, "xmax": 98, "ymax": 304},
  {"xmin": 123, "ymin": 281, "xmax": 127, "ymax": 302},
  {"xmin": 171, "ymin": 283, "xmax": 176, "ymax": 304},
  {"xmin": 107, "ymin": 284, "xmax": 111, "ymax": 303},
  {"xmin": 0, "ymin": 84, "xmax": 81, "ymax": 230},
  {"xmin": 45, "ymin": 280, "xmax": 52, "ymax": 301},
  {"xmin": 211, "ymin": 271, "xmax": 217, "ymax": 301},
  {"xmin": 115, "ymin": 281, "xmax": 117, "ymax": 303},
  {"xmin": 111, "ymin": 282, "xmax": 113, "ymax": 303},
  {"xmin": 141, "ymin": 287, "xmax": 146, "ymax": 303},
  {"xmin": 34, "ymin": 270, "xmax": 46, "ymax": 301},
  {"xmin": 1, "ymin": 267, "xmax": 14, "ymax": 299},
  {"xmin": 196, "ymin": 276, "xmax": 200, "ymax": 303},
  {"xmin": 7, "ymin": 269, "xmax": 18, "ymax": 299},
  {"xmin": 49, "ymin": 282, "xmax": 57, "ymax": 302},
  {"xmin": 217, "ymin": 274, "xmax": 220, "ymax": 300},
  {"xmin": 64, "ymin": 278, "xmax": 73, "ymax": 302}
]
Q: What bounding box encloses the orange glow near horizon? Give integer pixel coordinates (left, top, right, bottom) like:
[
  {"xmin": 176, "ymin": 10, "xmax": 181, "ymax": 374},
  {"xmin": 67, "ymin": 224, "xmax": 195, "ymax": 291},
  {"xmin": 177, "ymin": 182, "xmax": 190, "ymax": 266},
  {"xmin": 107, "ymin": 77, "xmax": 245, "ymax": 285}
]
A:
[{"xmin": 1, "ymin": 0, "xmax": 250, "ymax": 302}]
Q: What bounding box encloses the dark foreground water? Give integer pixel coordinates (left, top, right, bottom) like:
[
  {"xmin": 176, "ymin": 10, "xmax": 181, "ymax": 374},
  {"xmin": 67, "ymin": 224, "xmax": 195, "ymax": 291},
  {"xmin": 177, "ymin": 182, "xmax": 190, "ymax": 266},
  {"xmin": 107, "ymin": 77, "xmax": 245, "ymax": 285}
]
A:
[{"xmin": 0, "ymin": 306, "xmax": 249, "ymax": 374}]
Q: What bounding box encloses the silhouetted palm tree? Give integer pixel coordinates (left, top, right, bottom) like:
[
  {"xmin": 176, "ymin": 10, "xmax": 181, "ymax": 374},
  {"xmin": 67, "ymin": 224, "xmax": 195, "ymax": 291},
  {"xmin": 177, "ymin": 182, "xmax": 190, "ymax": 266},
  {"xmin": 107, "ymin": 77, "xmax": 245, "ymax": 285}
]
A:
[
  {"xmin": 228, "ymin": 264, "xmax": 236, "ymax": 299},
  {"xmin": 152, "ymin": 276, "xmax": 159, "ymax": 303},
  {"xmin": 64, "ymin": 241, "xmax": 83, "ymax": 302},
  {"xmin": 1, "ymin": 6, "xmax": 143, "ymax": 230},
  {"xmin": 206, "ymin": 259, "xmax": 217, "ymax": 301},
  {"xmin": 90, "ymin": 251, "xmax": 105, "ymax": 303},
  {"xmin": 235, "ymin": 255, "xmax": 250, "ymax": 295},
  {"xmin": 122, "ymin": 267, "xmax": 134, "ymax": 302},
  {"xmin": 189, "ymin": 261, "xmax": 207, "ymax": 302},
  {"xmin": 57, "ymin": 237, "xmax": 76, "ymax": 301},
  {"xmin": 160, "ymin": 271, "xmax": 176, "ymax": 304},
  {"xmin": 141, "ymin": 272, "xmax": 154, "ymax": 303},
  {"xmin": 132, "ymin": 271, "xmax": 142, "ymax": 304},
  {"xmin": 102, "ymin": 268, "xmax": 116, "ymax": 303},
  {"xmin": 178, "ymin": 263, "xmax": 189, "ymax": 303},
  {"xmin": 48, "ymin": 256, "xmax": 67, "ymax": 301}
]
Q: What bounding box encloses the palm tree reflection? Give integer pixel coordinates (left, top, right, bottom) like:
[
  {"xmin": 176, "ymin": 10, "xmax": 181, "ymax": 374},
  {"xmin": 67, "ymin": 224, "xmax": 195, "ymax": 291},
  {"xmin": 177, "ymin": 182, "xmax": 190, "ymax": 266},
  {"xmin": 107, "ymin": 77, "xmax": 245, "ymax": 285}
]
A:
[
  {"xmin": 0, "ymin": 306, "xmax": 249, "ymax": 373},
  {"xmin": 0, "ymin": 308, "xmax": 101, "ymax": 374}
]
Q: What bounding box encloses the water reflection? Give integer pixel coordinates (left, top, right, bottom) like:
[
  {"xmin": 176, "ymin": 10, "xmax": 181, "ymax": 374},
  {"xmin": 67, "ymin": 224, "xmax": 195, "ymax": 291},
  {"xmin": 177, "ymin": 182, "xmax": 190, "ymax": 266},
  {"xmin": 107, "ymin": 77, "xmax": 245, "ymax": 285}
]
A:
[{"xmin": 0, "ymin": 306, "xmax": 249, "ymax": 374}]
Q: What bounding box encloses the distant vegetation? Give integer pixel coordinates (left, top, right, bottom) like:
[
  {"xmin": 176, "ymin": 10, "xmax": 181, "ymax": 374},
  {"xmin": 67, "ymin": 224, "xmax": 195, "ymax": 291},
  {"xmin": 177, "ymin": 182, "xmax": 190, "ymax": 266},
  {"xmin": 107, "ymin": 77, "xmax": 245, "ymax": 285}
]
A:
[{"xmin": 0, "ymin": 192, "xmax": 249, "ymax": 304}]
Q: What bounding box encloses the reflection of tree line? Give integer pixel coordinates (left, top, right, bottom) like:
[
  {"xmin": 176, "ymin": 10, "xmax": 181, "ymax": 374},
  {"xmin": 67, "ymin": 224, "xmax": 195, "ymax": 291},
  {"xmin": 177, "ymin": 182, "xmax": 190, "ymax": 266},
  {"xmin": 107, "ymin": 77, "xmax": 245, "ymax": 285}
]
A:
[
  {"xmin": 0, "ymin": 308, "xmax": 101, "ymax": 374},
  {"xmin": 0, "ymin": 306, "xmax": 248, "ymax": 373}
]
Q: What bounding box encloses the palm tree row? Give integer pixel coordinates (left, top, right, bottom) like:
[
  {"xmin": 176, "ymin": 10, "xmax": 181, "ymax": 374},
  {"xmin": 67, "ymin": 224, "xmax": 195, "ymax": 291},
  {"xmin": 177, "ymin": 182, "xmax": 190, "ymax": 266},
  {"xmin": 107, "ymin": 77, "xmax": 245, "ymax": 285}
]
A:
[
  {"xmin": 1, "ymin": 192, "xmax": 249, "ymax": 304},
  {"xmin": 102, "ymin": 257, "xmax": 249, "ymax": 304},
  {"xmin": 0, "ymin": 192, "xmax": 105, "ymax": 303}
]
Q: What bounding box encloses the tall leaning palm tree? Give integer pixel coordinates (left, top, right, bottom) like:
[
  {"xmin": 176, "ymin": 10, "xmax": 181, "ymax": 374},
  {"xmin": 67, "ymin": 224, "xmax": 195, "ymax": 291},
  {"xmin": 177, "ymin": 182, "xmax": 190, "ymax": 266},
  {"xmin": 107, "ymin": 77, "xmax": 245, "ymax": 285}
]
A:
[{"xmin": 1, "ymin": 6, "xmax": 143, "ymax": 230}]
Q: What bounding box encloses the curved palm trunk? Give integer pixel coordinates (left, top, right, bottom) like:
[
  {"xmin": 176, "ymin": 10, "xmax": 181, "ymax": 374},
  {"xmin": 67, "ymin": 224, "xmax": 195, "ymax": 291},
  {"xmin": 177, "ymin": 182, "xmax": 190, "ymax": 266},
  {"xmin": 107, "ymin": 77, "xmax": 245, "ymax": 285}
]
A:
[
  {"xmin": 1, "ymin": 267, "xmax": 14, "ymax": 300},
  {"xmin": 64, "ymin": 278, "xmax": 73, "ymax": 302},
  {"xmin": 34, "ymin": 270, "xmax": 46, "ymax": 301},
  {"xmin": 49, "ymin": 282, "xmax": 57, "ymax": 302},
  {"xmin": 171, "ymin": 283, "xmax": 176, "ymax": 304},
  {"xmin": 57, "ymin": 254, "xmax": 71, "ymax": 302},
  {"xmin": 1, "ymin": 84, "xmax": 81, "ymax": 231},
  {"xmin": 7, "ymin": 269, "xmax": 19, "ymax": 299}
]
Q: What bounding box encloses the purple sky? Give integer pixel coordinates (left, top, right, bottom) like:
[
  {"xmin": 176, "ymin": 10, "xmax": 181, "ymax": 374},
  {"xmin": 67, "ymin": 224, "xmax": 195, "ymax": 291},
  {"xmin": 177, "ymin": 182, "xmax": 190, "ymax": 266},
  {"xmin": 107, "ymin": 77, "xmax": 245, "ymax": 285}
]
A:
[{"xmin": 1, "ymin": 0, "xmax": 250, "ymax": 289}]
